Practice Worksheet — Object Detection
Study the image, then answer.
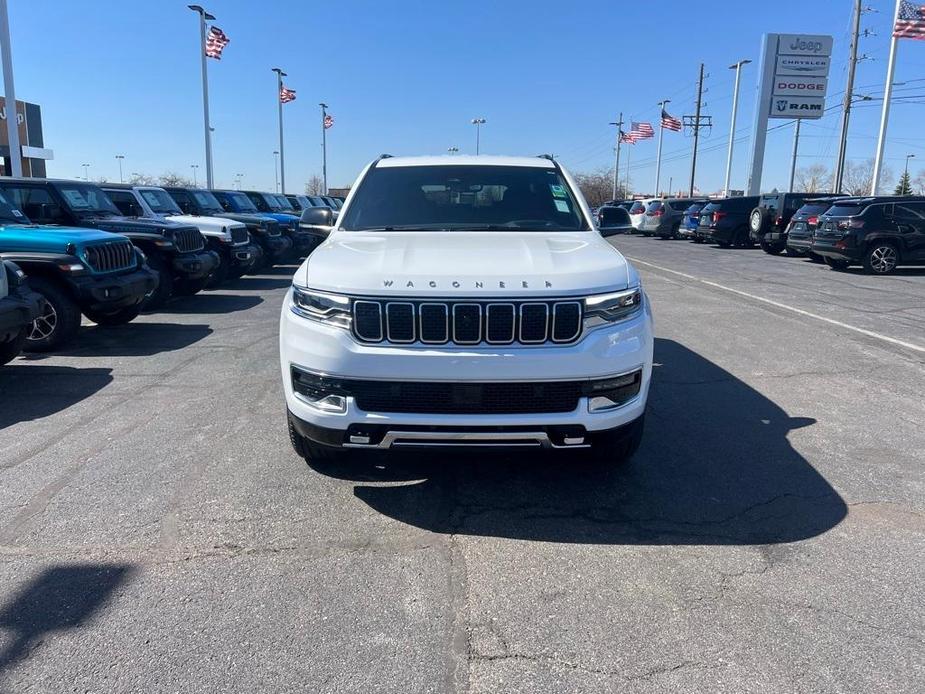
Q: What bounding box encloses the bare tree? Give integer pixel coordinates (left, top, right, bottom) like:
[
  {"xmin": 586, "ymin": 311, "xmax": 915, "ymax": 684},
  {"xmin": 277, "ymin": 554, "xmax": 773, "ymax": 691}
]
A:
[
  {"xmin": 305, "ymin": 175, "xmax": 324, "ymax": 195},
  {"xmin": 912, "ymin": 170, "xmax": 925, "ymax": 195},
  {"xmin": 128, "ymin": 173, "xmax": 159, "ymax": 186},
  {"xmin": 840, "ymin": 159, "xmax": 893, "ymax": 196},
  {"xmin": 159, "ymin": 172, "xmax": 194, "ymax": 187},
  {"xmin": 573, "ymin": 167, "xmax": 617, "ymax": 208},
  {"xmin": 794, "ymin": 164, "xmax": 831, "ymax": 193}
]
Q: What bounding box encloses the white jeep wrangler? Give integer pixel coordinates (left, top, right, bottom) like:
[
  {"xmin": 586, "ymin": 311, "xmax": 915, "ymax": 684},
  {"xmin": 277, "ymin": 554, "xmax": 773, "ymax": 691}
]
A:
[
  {"xmin": 280, "ymin": 155, "xmax": 653, "ymax": 463},
  {"xmin": 102, "ymin": 184, "xmax": 256, "ymax": 284}
]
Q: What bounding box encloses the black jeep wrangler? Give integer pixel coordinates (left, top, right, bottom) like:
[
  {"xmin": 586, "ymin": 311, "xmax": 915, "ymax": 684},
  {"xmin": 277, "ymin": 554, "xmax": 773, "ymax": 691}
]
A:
[
  {"xmin": 0, "ymin": 259, "xmax": 44, "ymax": 365},
  {"xmin": 0, "ymin": 179, "xmax": 216, "ymax": 308},
  {"xmin": 749, "ymin": 192, "xmax": 824, "ymax": 255}
]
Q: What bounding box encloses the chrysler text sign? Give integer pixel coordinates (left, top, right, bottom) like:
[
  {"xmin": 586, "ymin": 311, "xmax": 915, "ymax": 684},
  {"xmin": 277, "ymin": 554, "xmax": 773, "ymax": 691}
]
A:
[{"xmin": 767, "ymin": 33, "xmax": 832, "ymax": 120}]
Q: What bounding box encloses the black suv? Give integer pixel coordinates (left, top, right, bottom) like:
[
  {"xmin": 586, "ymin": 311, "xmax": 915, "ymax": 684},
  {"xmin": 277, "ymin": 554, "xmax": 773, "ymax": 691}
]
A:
[
  {"xmin": 785, "ymin": 197, "xmax": 845, "ymax": 262},
  {"xmin": 697, "ymin": 196, "xmax": 760, "ymax": 248},
  {"xmin": 748, "ymin": 192, "xmax": 823, "ymax": 254},
  {"xmin": 0, "ymin": 179, "xmax": 216, "ymax": 308},
  {"xmin": 814, "ymin": 196, "xmax": 925, "ymax": 274}
]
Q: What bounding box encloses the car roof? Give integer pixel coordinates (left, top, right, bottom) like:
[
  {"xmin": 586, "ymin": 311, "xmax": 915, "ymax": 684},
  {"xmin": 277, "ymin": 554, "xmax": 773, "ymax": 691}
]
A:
[{"xmin": 374, "ymin": 155, "xmax": 556, "ymax": 169}]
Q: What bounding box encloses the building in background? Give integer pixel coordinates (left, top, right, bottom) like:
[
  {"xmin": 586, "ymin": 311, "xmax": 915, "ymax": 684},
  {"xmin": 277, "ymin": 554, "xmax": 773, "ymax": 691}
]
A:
[{"xmin": 0, "ymin": 97, "xmax": 52, "ymax": 177}]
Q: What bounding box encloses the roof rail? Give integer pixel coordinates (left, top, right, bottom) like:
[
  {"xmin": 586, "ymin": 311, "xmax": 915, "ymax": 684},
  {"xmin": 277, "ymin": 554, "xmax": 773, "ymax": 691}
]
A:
[{"xmin": 377, "ymin": 154, "xmax": 393, "ymax": 160}]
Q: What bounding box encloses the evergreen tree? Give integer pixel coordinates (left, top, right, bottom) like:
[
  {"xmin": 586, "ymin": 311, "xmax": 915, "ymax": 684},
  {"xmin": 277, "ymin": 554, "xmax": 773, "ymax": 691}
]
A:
[{"xmin": 895, "ymin": 172, "xmax": 912, "ymax": 195}]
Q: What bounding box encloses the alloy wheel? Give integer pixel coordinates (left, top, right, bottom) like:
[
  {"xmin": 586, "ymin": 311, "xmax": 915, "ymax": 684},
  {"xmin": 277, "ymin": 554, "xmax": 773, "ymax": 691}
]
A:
[
  {"xmin": 869, "ymin": 245, "xmax": 897, "ymax": 274},
  {"xmin": 29, "ymin": 301, "xmax": 58, "ymax": 341}
]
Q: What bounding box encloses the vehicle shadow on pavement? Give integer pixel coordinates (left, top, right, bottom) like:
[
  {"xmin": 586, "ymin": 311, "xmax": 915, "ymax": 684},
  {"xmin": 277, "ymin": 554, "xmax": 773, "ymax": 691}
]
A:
[
  {"xmin": 0, "ymin": 564, "xmax": 134, "ymax": 677},
  {"xmin": 310, "ymin": 338, "xmax": 848, "ymax": 545},
  {"xmin": 161, "ymin": 294, "xmax": 264, "ymax": 314},
  {"xmin": 0, "ymin": 365, "xmax": 113, "ymax": 430},
  {"xmin": 66, "ymin": 323, "xmax": 213, "ymax": 358}
]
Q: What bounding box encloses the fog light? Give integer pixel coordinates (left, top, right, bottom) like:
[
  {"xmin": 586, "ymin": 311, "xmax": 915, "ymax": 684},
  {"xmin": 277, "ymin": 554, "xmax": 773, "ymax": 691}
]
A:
[
  {"xmin": 585, "ymin": 370, "xmax": 642, "ymax": 412},
  {"xmin": 291, "ymin": 367, "xmax": 349, "ymax": 413},
  {"xmin": 296, "ymin": 392, "xmax": 347, "ymax": 414}
]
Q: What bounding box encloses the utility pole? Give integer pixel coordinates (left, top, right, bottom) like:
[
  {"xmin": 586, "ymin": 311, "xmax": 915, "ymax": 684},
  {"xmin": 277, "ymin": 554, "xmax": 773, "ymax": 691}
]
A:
[
  {"xmin": 724, "ymin": 59, "xmax": 751, "ymax": 196},
  {"xmin": 788, "ymin": 119, "xmax": 801, "ymax": 192},
  {"xmin": 0, "ymin": 0, "xmax": 22, "ymax": 178},
  {"xmin": 624, "ymin": 144, "xmax": 632, "ymax": 198},
  {"xmin": 609, "ymin": 113, "xmax": 623, "ymax": 201},
  {"xmin": 834, "ymin": 0, "xmax": 862, "ymax": 193},
  {"xmin": 685, "ymin": 63, "xmax": 709, "ymax": 198}
]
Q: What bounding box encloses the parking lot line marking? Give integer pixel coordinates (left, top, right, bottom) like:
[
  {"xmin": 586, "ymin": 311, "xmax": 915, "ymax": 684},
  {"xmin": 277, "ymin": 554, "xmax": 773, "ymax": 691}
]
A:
[{"xmin": 628, "ymin": 257, "xmax": 925, "ymax": 355}]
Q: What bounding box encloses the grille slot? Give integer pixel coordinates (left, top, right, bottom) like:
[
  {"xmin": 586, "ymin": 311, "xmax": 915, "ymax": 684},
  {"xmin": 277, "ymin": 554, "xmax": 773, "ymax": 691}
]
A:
[
  {"xmin": 230, "ymin": 226, "xmax": 249, "ymax": 245},
  {"xmin": 173, "ymin": 227, "xmax": 205, "ymax": 253},
  {"xmin": 84, "ymin": 240, "xmax": 135, "ymax": 273},
  {"xmin": 351, "ymin": 299, "xmax": 582, "ymax": 346}
]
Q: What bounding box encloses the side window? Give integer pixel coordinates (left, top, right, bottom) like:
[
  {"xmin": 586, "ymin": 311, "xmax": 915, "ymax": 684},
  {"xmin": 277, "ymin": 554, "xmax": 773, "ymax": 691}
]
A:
[
  {"xmin": 4, "ymin": 187, "xmax": 65, "ymax": 223},
  {"xmin": 215, "ymin": 194, "xmax": 233, "ymax": 212},
  {"xmin": 894, "ymin": 203, "xmax": 925, "ymax": 222},
  {"xmin": 169, "ymin": 190, "xmax": 194, "ymax": 213},
  {"xmin": 107, "ymin": 190, "xmax": 138, "ymax": 216}
]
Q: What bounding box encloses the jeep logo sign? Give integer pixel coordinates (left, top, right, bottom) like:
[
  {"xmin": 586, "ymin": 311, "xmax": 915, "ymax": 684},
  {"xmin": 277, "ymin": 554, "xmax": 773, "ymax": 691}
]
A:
[
  {"xmin": 778, "ymin": 34, "xmax": 834, "ymax": 57},
  {"xmin": 766, "ymin": 33, "xmax": 832, "ymax": 121}
]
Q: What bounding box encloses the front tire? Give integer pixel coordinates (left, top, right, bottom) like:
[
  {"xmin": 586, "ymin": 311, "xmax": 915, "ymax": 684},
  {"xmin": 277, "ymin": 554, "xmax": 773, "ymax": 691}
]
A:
[
  {"xmin": 583, "ymin": 415, "xmax": 645, "ymax": 466},
  {"xmin": 0, "ymin": 327, "xmax": 28, "ymax": 365},
  {"xmin": 288, "ymin": 412, "xmax": 346, "ymax": 463},
  {"xmin": 23, "ymin": 277, "xmax": 82, "ymax": 352},
  {"xmin": 862, "ymin": 242, "xmax": 899, "ymax": 275},
  {"xmin": 142, "ymin": 254, "xmax": 173, "ymax": 309},
  {"xmin": 83, "ymin": 305, "xmax": 142, "ymax": 326}
]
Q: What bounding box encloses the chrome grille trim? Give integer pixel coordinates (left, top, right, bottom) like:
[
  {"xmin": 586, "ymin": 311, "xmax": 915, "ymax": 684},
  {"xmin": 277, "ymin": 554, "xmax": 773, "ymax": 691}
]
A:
[
  {"xmin": 350, "ymin": 299, "xmax": 583, "ymax": 347},
  {"xmin": 84, "ymin": 240, "xmax": 135, "ymax": 273}
]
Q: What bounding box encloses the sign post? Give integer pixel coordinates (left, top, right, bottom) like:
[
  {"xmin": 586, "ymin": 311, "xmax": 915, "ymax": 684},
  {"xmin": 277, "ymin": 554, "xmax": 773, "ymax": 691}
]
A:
[{"xmin": 746, "ymin": 33, "xmax": 833, "ymax": 195}]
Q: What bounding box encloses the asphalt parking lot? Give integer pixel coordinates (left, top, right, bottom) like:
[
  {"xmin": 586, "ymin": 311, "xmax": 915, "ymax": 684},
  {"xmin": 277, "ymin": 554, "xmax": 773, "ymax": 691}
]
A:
[{"xmin": 0, "ymin": 237, "xmax": 923, "ymax": 693}]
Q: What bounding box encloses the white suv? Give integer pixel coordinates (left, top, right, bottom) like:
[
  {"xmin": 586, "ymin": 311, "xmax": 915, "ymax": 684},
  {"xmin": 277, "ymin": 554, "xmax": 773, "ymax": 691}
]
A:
[{"xmin": 280, "ymin": 155, "xmax": 653, "ymax": 463}]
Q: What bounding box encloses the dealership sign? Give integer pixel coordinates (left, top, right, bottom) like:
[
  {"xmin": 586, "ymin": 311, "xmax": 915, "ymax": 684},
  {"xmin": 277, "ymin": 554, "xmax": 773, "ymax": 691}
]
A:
[{"xmin": 768, "ymin": 33, "xmax": 832, "ymax": 120}]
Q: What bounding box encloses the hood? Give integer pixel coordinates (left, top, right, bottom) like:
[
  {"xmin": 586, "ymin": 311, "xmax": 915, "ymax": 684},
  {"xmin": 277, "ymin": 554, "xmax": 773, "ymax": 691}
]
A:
[
  {"xmin": 301, "ymin": 231, "xmax": 631, "ymax": 298},
  {"xmin": 165, "ymin": 214, "xmax": 242, "ymax": 234},
  {"xmin": 81, "ymin": 215, "xmax": 189, "ymax": 236},
  {"xmin": 263, "ymin": 212, "xmax": 298, "ymax": 225},
  {"xmin": 216, "ymin": 212, "xmax": 274, "ymax": 227},
  {"xmin": 0, "ymin": 223, "xmax": 130, "ymax": 254}
]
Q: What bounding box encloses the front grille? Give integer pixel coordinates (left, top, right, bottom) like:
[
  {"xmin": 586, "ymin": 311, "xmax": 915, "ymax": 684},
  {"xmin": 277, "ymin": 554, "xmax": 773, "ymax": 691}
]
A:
[
  {"xmin": 173, "ymin": 226, "xmax": 205, "ymax": 253},
  {"xmin": 83, "ymin": 240, "xmax": 136, "ymax": 273},
  {"xmin": 352, "ymin": 299, "xmax": 583, "ymax": 346},
  {"xmin": 230, "ymin": 226, "xmax": 249, "ymax": 245},
  {"xmin": 263, "ymin": 221, "xmax": 281, "ymax": 237}
]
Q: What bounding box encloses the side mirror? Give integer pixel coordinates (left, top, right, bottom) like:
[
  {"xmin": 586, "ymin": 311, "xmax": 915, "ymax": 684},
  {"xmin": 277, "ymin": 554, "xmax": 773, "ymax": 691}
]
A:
[{"xmin": 300, "ymin": 206, "xmax": 335, "ymax": 231}]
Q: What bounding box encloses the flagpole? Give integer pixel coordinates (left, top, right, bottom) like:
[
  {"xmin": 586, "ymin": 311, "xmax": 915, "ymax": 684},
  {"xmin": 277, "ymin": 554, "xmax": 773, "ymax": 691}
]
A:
[
  {"xmin": 272, "ymin": 68, "xmax": 286, "ymax": 195},
  {"xmin": 189, "ymin": 5, "xmax": 215, "ymax": 189},
  {"xmin": 320, "ymin": 103, "xmax": 328, "ymax": 195},
  {"xmin": 654, "ymin": 100, "xmax": 669, "ymax": 196},
  {"xmin": 871, "ymin": 0, "xmax": 902, "ymax": 195},
  {"xmin": 610, "ymin": 112, "xmax": 623, "ymax": 200}
]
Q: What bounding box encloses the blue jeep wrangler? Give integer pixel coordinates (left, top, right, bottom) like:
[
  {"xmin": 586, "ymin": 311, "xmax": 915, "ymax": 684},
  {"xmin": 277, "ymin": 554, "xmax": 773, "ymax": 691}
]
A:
[{"xmin": 0, "ymin": 191, "xmax": 157, "ymax": 351}]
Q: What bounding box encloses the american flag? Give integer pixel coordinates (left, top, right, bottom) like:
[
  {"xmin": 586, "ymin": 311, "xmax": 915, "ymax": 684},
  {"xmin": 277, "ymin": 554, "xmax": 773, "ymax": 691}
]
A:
[
  {"xmin": 205, "ymin": 26, "xmax": 230, "ymax": 60},
  {"xmin": 619, "ymin": 130, "xmax": 637, "ymax": 144},
  {"xmin": 280, "ymin": 86, "xmax": 296, "ymax": 103},
  {"xmin": 630, "ymin": 121, "xmax": 654, "ymax": 139},
  {"xmin": 661, "ymin": 109, "xmax": 682, "ymax": 132},
  {"xmin": 323, "ymin": 114, "xmax": 334, "ymax": 129},
  {"xmin": 894, "ymin": 1, "xmax": 925, "ymax": 39}
]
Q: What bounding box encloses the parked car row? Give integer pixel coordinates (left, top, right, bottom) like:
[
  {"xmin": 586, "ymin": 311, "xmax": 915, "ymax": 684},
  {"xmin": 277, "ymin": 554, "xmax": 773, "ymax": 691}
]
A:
[
  {"xmin": 0, "ymin": 178, "xmax": 341, "ymax": 365},
  {"xmin": 597, "ymin": 193, "xmax": 925, "ymax": 275}
]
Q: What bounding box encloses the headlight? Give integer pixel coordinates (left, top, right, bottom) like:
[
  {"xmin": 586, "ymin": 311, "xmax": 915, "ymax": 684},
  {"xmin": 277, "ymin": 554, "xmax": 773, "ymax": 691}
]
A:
[
  {"xmin": 290, "ymin": 285, "xmax": 351, "ymax": 328},
  {"xmin": 583, "ymin": 286, "xmax": 643, "ymax": 328}
]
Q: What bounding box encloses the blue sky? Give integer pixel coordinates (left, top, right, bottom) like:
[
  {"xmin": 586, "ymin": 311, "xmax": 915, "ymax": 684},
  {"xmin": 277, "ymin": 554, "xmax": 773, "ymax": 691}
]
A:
[{"xmin": 8, "ymin": 0, "xmax": 925, "ymax": 194}]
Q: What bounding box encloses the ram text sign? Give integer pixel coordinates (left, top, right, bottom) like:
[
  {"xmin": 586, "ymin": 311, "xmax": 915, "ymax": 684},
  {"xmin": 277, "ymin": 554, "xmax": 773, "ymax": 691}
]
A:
[{"xmin": 768, "ymin": 33, "xmax": 832, "ymax": 120}]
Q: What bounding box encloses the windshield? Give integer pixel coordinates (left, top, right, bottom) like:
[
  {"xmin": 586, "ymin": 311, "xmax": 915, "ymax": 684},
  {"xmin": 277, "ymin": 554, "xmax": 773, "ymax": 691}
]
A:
[
  {"xmin": 222, "ymin": 191, "xmax": 259, "ymax": 213},
  {"xmin": 824, "ymin": 204, "xmax": 865, "ymax": 217},
  {"xmin": 140, "ymin": 188, "xmax": 183, "ymax": 215},
  {"xmin": 340, "ymin": 164, "xmax": 588, "ymax": 231},
  {"xmin": 629, "ymin": 201, "xmax": 647, "ymax": 215},
  {"xmin": 54, "ymin": 183, "xmax": 121, "ymax": 215},
  {"xmin": 0, "ymin": 190, "xmax": 29, "ymax": 224},
  {"xmin": 274, "ymin": 195, "xmax": 295, "ymax": 211}
]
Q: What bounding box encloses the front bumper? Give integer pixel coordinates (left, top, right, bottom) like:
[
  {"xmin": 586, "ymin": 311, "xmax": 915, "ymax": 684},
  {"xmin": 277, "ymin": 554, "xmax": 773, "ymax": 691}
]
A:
[
  {"xmin": 171, "ymin": 250, "xmax": 219, "ymax": 280},
  {"xmin": 229, "ymin": 242, "xmax": 259, "ymax": 269},
  {"xmin": 71, "ymin": 267, "xmax": 159, "ymax": 311},
  {"xmin": 280, "ymin": 290, "xmax": 654, "ymax": 443},
  {"xmin": 0, "ymin": 286, "xmax": 44, "ymax": 341}
]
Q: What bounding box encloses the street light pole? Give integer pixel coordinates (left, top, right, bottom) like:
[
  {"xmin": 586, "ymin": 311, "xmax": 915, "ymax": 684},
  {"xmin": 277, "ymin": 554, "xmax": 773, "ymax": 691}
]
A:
[
  {"xmin": 82, "ymin": 163, "xmax": 90, "ymax": 181},
  {"xmin": 447, "ymin": 146, "xmax": 459, "ymax": 155},
  {"xmin": 115, "ymin": 155, "xmax": 125, "ymax": 183},
  {"xmin": 0, "ymin": 0, "xmax": 22, "ymax": 178},
  {"xmin": 904, "ymin": 154, "xmax": 915, "ymax": 191},
  {"xmin": 609, "ymin": 113, "xmax": 623, "ymax": 201},
  {"xmin": 724, "ymin": 59, "xmax": 751, "ymax": 197},
  {"xmin": 471, "ymin": 118, "xmax": 486, "ymax": 155},
  {"xmin": 188, "ymin": 5, "xmax": 215, "ymax": 189},
  {"xmin": 273, "ymin": 151, "xmax": 279, "ymax": 192},
  {"xmin": 190, "ymin": 164, "xmax": 199, "ymax": 186}
]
